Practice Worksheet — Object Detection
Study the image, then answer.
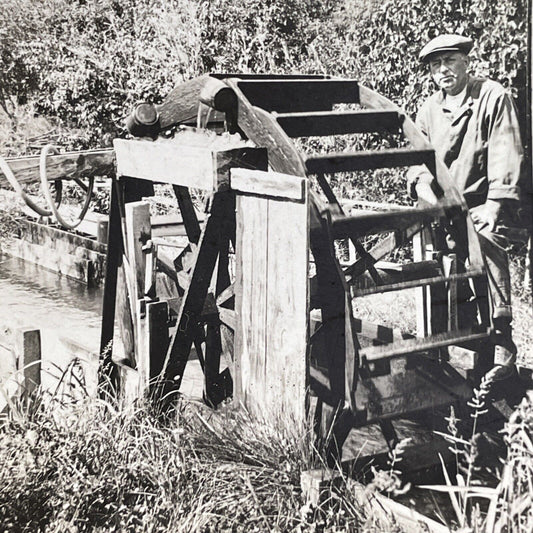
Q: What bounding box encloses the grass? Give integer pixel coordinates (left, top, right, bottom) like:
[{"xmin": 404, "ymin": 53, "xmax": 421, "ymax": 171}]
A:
[{"xmin": 0, "ymin": 379, "xmax": 383, "ymax": 533}]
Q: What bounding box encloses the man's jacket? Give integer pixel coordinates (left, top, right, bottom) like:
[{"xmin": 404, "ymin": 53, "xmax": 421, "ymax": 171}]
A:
[{"xmin": 408, "ymin": 76, "xmax": 523, "ymax": 209}]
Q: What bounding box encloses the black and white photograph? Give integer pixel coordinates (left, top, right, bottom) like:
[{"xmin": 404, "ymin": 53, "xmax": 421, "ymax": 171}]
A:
[{"xmin": 0, "ymin": 0, "xmax": 532, "ymax": 531}]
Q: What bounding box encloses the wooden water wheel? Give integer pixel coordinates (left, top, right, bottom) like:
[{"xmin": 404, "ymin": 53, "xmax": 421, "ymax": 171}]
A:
[{"xmin": 103, "ymin": 74, "xmax": 497, "ymax": 460}]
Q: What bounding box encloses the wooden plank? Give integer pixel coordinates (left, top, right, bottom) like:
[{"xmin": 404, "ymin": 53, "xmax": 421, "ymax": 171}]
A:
[
  {"xmin": 124, "ymin": 202, "xmax": 151, "ymax": 299},
  {"xmin": 16, "ymin": 217, "xmax": 107, "ymax": 254},
  {"xmin": 327, "ymin": 202, "xmax": 458, "ymax": 239},
  {"xmin": 115, "ymin": 263, "xmax": 135, "ymax": 366},
  {"xmin": 350, "ymin": 268, "xmax": 485, "ymax": 297},
  {"xmin": 359, "ymin": 327, "xmax": 490, "ymax": 362},
  {"xmin": 235, "ymin": 79, "xmax": 359, "ymax": 112},
  {"xmin": 213, "ymin": 147, "xmax": 268, "ymax": 191},
  {"xmin": 99, "ymin": 178, "xmax": 122, "ymax": 392},
  {"xmin": 346, "ymin": 478, "xmax": 450, "ymax": 533},
  {"xmin": 5, "ymin": 238, "xmax": 92, "ymax": 284},
  {"xmin": 1, "ymin": 149, "xmax": 114, "ymax": 187},
  {"xmin": 114, "ymin": 139, "xmax": 215, "ymax": 189},
  {"xmin": 172, "ymin": 185, "xmax": 202, "ymax": 244},
  {"xmin": 6, "ymin": 218, "xmax": 107, "ymax": 286},
  {"xmin": 305, "ymin": 148, "xmax": 436, "ymax": 174},
  {"xmin": 15, "ymin": 328, "xmax": 41, "ymax": 395},
  {"xmin": 348, "ymin": 260, "xmax": 441, "ymax": 291},
  {"xmin": 230, "ymin": 168, "xmax": 305, "ymax": 201},
  {"xmin": 147, "ymin": 301, "xmax": 170, "ymax": 381},
  {"xmin": 234, "ymin": 195, "xmax": 269, "ymax": 411},
  {"xmin": 264, "ymin": 188, "xmax": 309, "ymax": 423},
  {"xmin": 413, "ymin": 230, "xmax": 430, "ymax": 338},
  {"xmin": 276, "ymin": 110, "xmax": 402, "ymax": 137},
  {"xmin": 218, "ymin": 308, "xmax": 236, "ymax": 330}
]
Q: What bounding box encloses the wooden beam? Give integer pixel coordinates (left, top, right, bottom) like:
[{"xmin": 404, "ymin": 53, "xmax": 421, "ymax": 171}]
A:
[
  {"xmin": 305, "ymin": 148, "xmax": 436, "ymax": 174},
  {"xmin": 276, "ymin": 110, "xmax": 402, "ymax": 137},
  {"xmin": 147, "ymin": 301, "xmax": 170, "ymax": 381},
  {"xmin": 172, "ymin": 185, "xmax": 202, "ymax": 244},
  {"xmin": 225, "ymin": 79, "xmax": 308, "ymax": 177},
  {"xmin": 15, "ymin": 328, "xmax": 41, "ymax": 395},
  {"xmin": 114, "ymin": 139, "xmax": 215, "ymax": 189},
  {"xmin": 125, "ymin": 202, "xmax": 152, "ymax": 299},
  {"xmin": 1, "ymin": 149, "xmax": 114, "ymax": 187},
  {"xmin": 235, "ymin": 79, "xmax": 360, "ymax": 112},
  {"xmin": 98, "ymin": 178, "xmax": 122, "ymax": 392},
  {"xmin": 346, "ymin": 478, "xmax": 450, "ymax": 533},
  {"xmin": 359, "ymin": 327, "xmax": 490, "ymax": 362},
  {"xmin": 162, "ymin": 191, "xmax": 233, "ymax": 389},
  {"xmin": 230, "ymin": 167, "xmax": 306, "ymax": 201},
  {"xmin": 350, "ymin": 267, "xmax": 485, "ymax": 297},
  {"xmin": 325, "ymin": 203, "xmax": 456, "ymax": 239}
]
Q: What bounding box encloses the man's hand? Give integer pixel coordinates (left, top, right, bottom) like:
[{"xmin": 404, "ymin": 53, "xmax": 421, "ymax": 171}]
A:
[{"xmin": 469, "ymin": 199, "xmax": 503, "ymax": 232}]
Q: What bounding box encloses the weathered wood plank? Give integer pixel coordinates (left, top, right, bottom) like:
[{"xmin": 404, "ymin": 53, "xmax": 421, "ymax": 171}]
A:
[
  {"xmin": 234, "ymin": 195, "xmax": 269, "ymax": 411},
  {"xmin": 305, "ymin": 148, "xmax": 436, "ymax": 175},
  {"xmin": 345, "ymin": 477, "xmax": 450, "ymax": 533},
  {"xmin": 147, "ymin": 301, "xmax": 169, "ymax": 381},
  {"xmin": 350, "ymin": 268, "xmax": 484, "ymax": 297},
  {"xmin": 124, "ymin": 202, "xmax": 151, "ymax": 299},
  {"xmin": 264, "ymin": 189, "xmax": 309, "ymax": 423},
  {"xmin": 326, "ymin": 203, "xmax": 460, "ymax": 239},
  {"xmin": 359, "ymin": 327, "xmax": 490, "ymax": 362},
  {"xmin": 230, "ymin": 168, "xmax": 306, "ymax": 201},
  {"xmin": 5, "ymin": 238, "xmax": 92, "ymax": 284},
  {"xmin": 276, "ymin": 110, "xmax": 402, "ymax": 137},
  {"xmin": 172, "ymin": 185, "xmax": 202, "ymax": 244},
  {"xmin": 235, "ymin": 79, "xmax": 359, "ymax": 112},
  {"xmin": 99, "ymin": 178, "xmax": 122, "ymax": 392},
  {"xmin": 4, "ymin": 218, "xmax": 107, "ymax": 286},
  {"xmin": 0, "ymin": 149, "xmax": 114, "ymax": 187},
  {"xmin": 115, "ymin": 139, "xmax": 215, "ymax": 189},
  {"xmin": 15, "ymin": 328, "xmax": 41, "ymax": 395}
]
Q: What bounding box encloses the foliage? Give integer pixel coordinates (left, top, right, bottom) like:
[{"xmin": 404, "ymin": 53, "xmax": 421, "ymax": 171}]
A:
[
  {"xmin": 0, "ymin": 0, "xmax": 204, "ymax": 149},
  {"xmin": 327, "ymin": 0, "xmax": 528, "ymax": 119}
]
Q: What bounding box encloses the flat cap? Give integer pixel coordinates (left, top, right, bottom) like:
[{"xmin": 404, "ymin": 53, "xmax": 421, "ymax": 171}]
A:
[{"xmin": 419, "ymin": 34, "xmax": 474, "ymax": 62}]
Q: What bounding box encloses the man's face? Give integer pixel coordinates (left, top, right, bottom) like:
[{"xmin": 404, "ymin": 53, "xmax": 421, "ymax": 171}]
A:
[{"xmin": 428, "ymin": 52, "xmax": 469, "ymax": 95}]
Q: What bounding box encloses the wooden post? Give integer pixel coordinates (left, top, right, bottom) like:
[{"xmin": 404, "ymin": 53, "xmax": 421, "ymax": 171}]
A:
[
  {"xmin": 442, "ymin": 253, "xmax": 458, "ymax": 331},
  {"xmin": 233, "ymin": 168, "xmax": 309, "ymax": 425},
  {"xmin": 15, "ymin": 328, "xmax": 41, "ymax": 394},
  {"xmin": 124, "ymin": 201, "xmax": 152, "ymax": 390},
  {"xmin": 99, "ymin": 177, "xmax": 121, "ymax": 393},
  {"xmin": 147, "ymin": 301, "xmax": 170, "ymax": 382},
  {"xmin": 95, "ymin": 213, "xmax": 109, "ymax": 245}
]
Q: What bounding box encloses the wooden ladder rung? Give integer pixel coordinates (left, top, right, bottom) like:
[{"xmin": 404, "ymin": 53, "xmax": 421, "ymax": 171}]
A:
[
  {"xmin": 350, "ymin": 267, "xmax": 485, "ymax": 297},
  {"xmin": 236, "ymin": 79, "xmax": 360, "ymax": 112},
  {"xmin": 305, "ymin": 148, "xmax": 435, "ymax": 174},
  {"xmin": 325, "ymin": 203, "xmax": 462, "ymax": 239},
  {"xmin": 359, "ymin": 327, "xmax": 491, "ymax": 362},
  {"xmin": 275, "ymin": 110, "xmax": 402, "ymax": 137}
]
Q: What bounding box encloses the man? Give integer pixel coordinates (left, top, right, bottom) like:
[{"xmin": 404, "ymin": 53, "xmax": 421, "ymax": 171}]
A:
[{"xmin": 408, "ymin": 34, "xmax": 524, "ymax": 379}]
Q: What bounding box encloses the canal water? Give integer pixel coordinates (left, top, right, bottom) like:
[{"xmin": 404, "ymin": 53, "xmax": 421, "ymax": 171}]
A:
[
  {"xmin": 0, "ymin": 253, "xmax": 102, "ymax": 396},
  {"xmin": 0, "ymin": 253, "xmax": 203, "ymax": 398}
]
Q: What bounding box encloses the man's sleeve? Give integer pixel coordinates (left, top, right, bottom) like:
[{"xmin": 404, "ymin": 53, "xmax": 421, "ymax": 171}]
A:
[
  {"xmin": 486, "ymin": 91, "xmax": 523, "ymax": 202},
  {"xmin": 406, "ymin": 104, "xmax": 436, "ymax": 199}
]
